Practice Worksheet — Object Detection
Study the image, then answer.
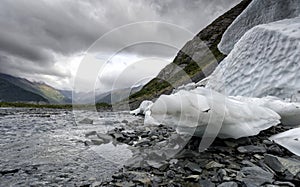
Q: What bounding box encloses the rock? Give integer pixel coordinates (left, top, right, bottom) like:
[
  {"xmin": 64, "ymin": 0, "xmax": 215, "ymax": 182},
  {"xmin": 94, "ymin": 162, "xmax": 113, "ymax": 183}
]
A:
[
  {"xmin": 253, "ymin": 154, "xmax": 263, "ymax": 160},
  {"xmin": 111, "ymin": 133, "xmax": 126, "ymax": 142},
  {"xmin": 0, "ymin": 168, "xmax": 20, "ymax": 175},
  {"xmin": 224, "ymin": 140, "xmax": 238, "ymax": 147},
  {"xmin": 267, "ymin": 145, "xmax": 283, "ymax": 155},
  {"xmin": 199, "ymin": 179, "xmax": 215, "ymax": 187},
  {"xmin": 90, "ymin": 139, "xmax": 104, "ymax": 145},
  {"xmin": 112, "ymin": 173, "xmax": 124, "ymax": 179},
  {"xmin": 79, "ymin": 118, "xmax": 93, "ymax": 124},
  {"xmin": 241, "ymin": 160, "xmax": 256, "ymax": 167},
  {"xmin": 237, "ymin": 145, "xmax": 266, "ymax": 153},
  {"xmin": 264, "ymin": 154, "xmax": 300, "ymax": 177},
  {"xmin": 121, "ymin": 120, "xmax": 128, "ymax": 124},
  {"xmin": 263, "ymin": 140, "xmax": 273, "ymax": 145},
  {"xmin": 184, "ymin": 162, "xmax": 202, "ymax": 174},
  {"xmin": 227, "ymin": 161, "xmax": 241, "ymax": 170},
  {"xmin": 145, "ymin": 160, "xmax": 168, "ymax": 170},
  {"xmin": 114, "ymin": 181, "xmax": 135, "ymax": 187},
  {"xmin": 151, "ymin": 177, "xmax": 163, "ymax": 183},
  {"xmin": 235, "ymin": 137, "xmax": 252, "ymax": 146},
  {"xmin": 217, "ymin": 182, "xmax": 238, "ymax": 187},
  {"xmin": 96, "ymin": 133, "xmax": 112, "ymax": 143},
  {"xmin": 124, "ymin": 155, "xmax": 144, "ymax": 169},
  {"xmin": 85, "ymin": 131, "xmax": 97, "ymax": 137},
  {"xmin": 165, "ymin": 170, "xmax": 176, "ymax": 178},
  {"xmin": 274, "ymin": 181, "xmax": 295, "ymax": 187},
  {"xmin": 128, "ymin": 171, "xmax": 151, "ymax": 185},
  {"xmin": 169, "ymin": 159, "xmax": 178, "ymax": 165},
  {"xmin": 183, "ymin": 175, "xmax": 200, "ymax": 182},
  {"xmin": 217, "ymin": 169, "xmax": 227, "ymax": 180},
  {"xmin": 237, "ymin": 166, "xmax": 274, "ymax": 186},
  {"xmin": 84, "ymin": 140, "xmax": 93, "ymax": 146},
  {"xmin": 91, "ymin": 181, "xmax": 102, "ymax": 187},
  {"xmin": 135, "ymin": 139, "xmax": 151, "ymax": 147},
  {"xmin": 205, "ymin": 161, "xmax": 225, "ymax": 169}
]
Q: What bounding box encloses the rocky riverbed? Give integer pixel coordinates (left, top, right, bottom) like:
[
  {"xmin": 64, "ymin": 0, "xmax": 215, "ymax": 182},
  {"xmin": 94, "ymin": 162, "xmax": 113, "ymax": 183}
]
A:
[
  {"xmin": 97, "ymin": 121, "xmax": 300, "ymax": 187},
  {"xmin": 1, "ymin": 107, "xmax": 300, "ymax": 187}
]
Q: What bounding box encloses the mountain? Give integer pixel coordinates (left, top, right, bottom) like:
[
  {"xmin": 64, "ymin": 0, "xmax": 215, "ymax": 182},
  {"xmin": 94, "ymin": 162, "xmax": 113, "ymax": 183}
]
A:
[
  {"xmin": 0, "ymin": 78, "xmax": 48, "ymax": 103},
  {"xmin": 128, "ymin": 0, "xmax": 252, "ymax": 109},
  {"xmin": 0, "ymin": 73, "xmax": 71, "ymax": 104}
]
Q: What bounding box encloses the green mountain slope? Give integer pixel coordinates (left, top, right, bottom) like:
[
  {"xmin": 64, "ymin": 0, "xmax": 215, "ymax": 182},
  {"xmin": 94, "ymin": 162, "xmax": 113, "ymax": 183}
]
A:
[
  {"xmin": 0, "ymin": 73, "xmax": 71, "ymax": 104},
  {"xmin": 0, "ymin": 78, "xmax": 48, "ymax": 103},
  {"xmin": 128, "ymin": 0, "xmax": 252, "ymax": 109}
]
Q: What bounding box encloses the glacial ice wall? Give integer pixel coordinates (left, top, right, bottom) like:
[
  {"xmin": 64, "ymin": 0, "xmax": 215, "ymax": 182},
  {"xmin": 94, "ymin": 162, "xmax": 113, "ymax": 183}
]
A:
[
  {"xmin": 218, "ymin": 0, "xmax": 300, "ymax": 55},
  {"xmin": 206, "ymin": 17, "xmax": 300, "ymax": 100}
]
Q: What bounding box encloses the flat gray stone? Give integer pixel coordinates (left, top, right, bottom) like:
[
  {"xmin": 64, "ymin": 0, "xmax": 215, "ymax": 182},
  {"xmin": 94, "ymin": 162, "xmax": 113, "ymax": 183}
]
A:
[
  {"xmin": 217, "ymin": 182, "xmax": 238, "ymax": 187},
  {"xmin": 237, "ymin": 145, "xmax": 266, "ymax": 153}
]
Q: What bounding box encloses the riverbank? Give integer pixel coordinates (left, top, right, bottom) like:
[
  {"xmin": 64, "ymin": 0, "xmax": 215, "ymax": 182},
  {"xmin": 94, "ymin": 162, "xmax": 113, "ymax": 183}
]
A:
[{"xmin": 0, "ymin": 102, "xmax": 112, "ymax": 110}]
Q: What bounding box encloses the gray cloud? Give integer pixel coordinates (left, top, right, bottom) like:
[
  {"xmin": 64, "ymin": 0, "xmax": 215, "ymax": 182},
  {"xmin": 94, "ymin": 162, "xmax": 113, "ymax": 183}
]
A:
[{"xmin": 0, "ymin": 0, "xmax": 241, "ymax": 90}]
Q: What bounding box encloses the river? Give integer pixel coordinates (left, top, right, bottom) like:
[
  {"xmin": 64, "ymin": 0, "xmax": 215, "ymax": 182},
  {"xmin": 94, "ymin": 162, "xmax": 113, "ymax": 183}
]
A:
[{"xmin": 0, "ymin": 107, "xmax": 140, "ymax": 186}]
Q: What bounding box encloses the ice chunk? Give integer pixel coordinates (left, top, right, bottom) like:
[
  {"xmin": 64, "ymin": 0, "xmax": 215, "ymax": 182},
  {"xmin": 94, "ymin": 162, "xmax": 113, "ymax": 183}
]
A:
[
  {"xmin": 231, "ymin": 96, "xmax": 300, "ymax": 126},
  {"xmin": 218, "ymin": 0, "xmax": 300, "ymax": 54},
  {"xmin": 130, "ymin": 100, "xmax": 153, "ymax": 115},
  {"xmin": 207, "ymin": 17, "xmax": 300, "ymax": 100},
  {"xmin": 148, "ymin": 87, "xmax": 280, "ymax": 139},
  {"xmin": 269, "ymin": 128, "xmax": 300, "ymax": 156}
]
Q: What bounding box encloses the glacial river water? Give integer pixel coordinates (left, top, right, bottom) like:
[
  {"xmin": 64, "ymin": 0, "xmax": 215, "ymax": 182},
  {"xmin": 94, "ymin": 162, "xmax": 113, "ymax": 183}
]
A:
[{"xmin": 0, "ymin": 107, "xmax": 141, "ymax": 186}]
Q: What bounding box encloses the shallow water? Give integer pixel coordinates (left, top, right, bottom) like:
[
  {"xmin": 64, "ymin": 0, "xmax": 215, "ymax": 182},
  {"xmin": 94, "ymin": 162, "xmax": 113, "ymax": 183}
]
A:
[{"xmin": 0, "ymin": 108, "xmax": 139, "ymax": 186}]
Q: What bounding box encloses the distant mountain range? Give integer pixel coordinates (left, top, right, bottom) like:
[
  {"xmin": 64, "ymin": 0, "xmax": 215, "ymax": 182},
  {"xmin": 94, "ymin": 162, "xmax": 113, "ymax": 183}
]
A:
[
  {"xmin": 0, "ymin": 73, "xmax": 144, "ymax": 105},
  {"xmin": 0, "ymin": 73, "xmax": 71, "ymax": 104}
]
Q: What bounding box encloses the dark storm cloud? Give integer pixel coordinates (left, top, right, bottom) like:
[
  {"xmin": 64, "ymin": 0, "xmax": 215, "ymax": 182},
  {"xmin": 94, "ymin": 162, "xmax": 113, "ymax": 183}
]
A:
[{"xmin": 0, "ymin": 0, "xmax": 241, "ymax": 89}]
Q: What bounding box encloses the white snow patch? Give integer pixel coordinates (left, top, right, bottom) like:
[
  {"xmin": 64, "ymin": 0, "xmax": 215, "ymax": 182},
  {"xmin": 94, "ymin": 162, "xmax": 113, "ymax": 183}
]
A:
[
  {"xmin": 218, "ymin": 0, "xmax": 300, "ymax": 54},
  {"xmin": 269, "ymin": 128, "xmax": 300, "ymax": 156},
  {"xmin": 207, "ymin": 16, "xmax": 300, "ymax": 100}
]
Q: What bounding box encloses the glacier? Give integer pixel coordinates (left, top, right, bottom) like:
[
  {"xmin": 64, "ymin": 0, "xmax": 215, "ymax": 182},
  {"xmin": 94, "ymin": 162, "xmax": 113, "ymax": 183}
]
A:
[
  {"xmin": 206, "ymin": 16, "xmax": 300, "ymax": 100},
  {"xmin": 218, "ymin": 0, "xmax": 300, "ymax": 55}
]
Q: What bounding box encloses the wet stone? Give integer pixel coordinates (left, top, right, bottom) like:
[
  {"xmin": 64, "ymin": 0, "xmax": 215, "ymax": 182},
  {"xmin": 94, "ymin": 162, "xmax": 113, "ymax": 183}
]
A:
[
  {"xmin": 135, "ymin": 139, "xmax": 151, "ymax": 147},
  {"xmin": 165, "ymin": 170, "xmax": 176, "ymax": 178},
  {"xmin": 274, "ymin": 181, "xmax": 295, "ymax": 187},
  {"xmin": 184, "ymin": 161, "xmax": 202, "ymax": 174},
  {"xmin": 237, "ymin": 145, "xmax": 266, "ymax": 153},
  {"xmin": 79, "ymin": 118, "xmax": 93, "ymax": 124},
  {"xmin": 184, "ymin": 175, "xmax": 200, "ymax": 182},
  {"xmin": 90, "ymin": 139, "xmax": 104, "ymax": 145},
  {"xmin": 205, "ymin": 161, "xmax": 225, "ymax": 169},
  {"xmin": 217, "ymin": 182, "xmax": 238, "ymax": 187},
  {"xmin": 238, "ymin": 166, "xmax": 274, "ymax": 186},
  {"xmin": 264, "ymin": 154, "xmax": 300, "ymax": 177},
  {"xmin": 85, "ymin": 131, "xmax": 97, "ymax": 137},
  {"xmin": 199, "ymin": 179, "xmax": 215, "ymax": 187}
]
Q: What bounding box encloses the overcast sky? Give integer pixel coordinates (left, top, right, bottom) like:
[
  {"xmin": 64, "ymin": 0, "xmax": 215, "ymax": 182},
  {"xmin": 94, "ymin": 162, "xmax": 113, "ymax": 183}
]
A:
[{"xmin": 0, "ymin": 0, "xmax": 241, "ymax": 92}]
